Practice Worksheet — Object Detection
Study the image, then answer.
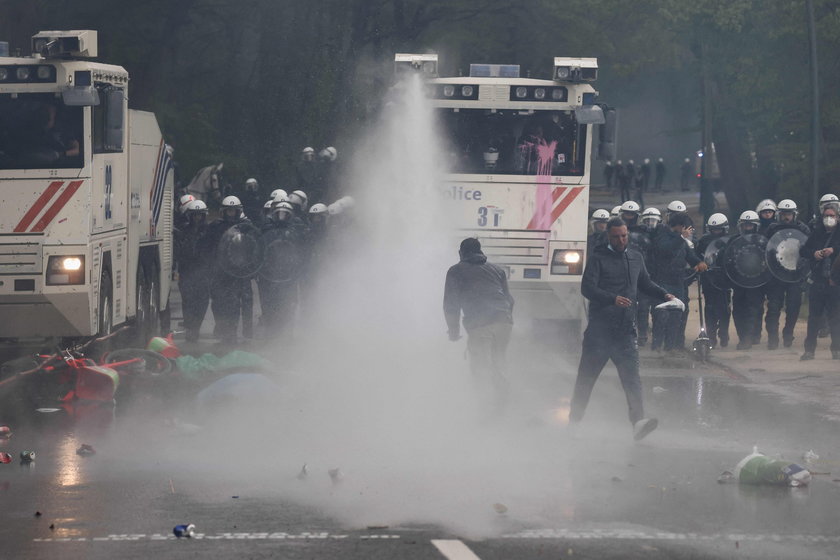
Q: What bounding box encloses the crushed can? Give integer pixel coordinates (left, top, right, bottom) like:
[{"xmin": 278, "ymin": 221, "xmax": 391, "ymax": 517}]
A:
[
  {"xmin": 0, "ymin": 426, "xmax": 11, "ymax": 438},
  {"xmin": 20, "ymin": 451, "xmax": 35, "ymax": 462},
  {"xmin": 173, "ymin": 523, "xmax": 195, "ymax": 538},
  {"xmin": 0, "ymin": 452, "xmax": 12, "ymax": 464},
  {"xmin": 733, "ymin": 449, "xmax": 811, "ymax": 487},
  {"xmin": 76, "ymin": 444, "xmax": 95, "ymax": 456}
]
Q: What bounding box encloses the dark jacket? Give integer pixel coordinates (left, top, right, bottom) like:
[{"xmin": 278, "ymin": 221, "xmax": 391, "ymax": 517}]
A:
[
  {"xmin": 802, "ymin": 224, "xmax": 840, "ymax": 284},
  {"xmin": 650, "ymin": 225, "xmax": 700, "ymax": 287},
  {"xmin": 174, "ymin": 221, "xmax": 208, "ymax": 277},
  {"xmin": 582, "ymin": 244, "xmax": 668, "ymax": 331},
  {"xmin": 443, "ymin": 252, "xmax": 514, "ymax": 335}
]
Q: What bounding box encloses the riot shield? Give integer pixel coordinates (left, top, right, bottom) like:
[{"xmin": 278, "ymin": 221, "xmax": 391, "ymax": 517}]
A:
[
  {"xmin": 703, "ymin": 236, "xmax": 730, "ymax": 290},
  {"xmin": 766, "ymin": 228, "xmax": 808, "ymax": 283},
  {"xmin": 723, "ymin": 233, "xmax": 771, "ymax": 288},
  {"xmin": 259, "ymin": 229, "xmax": 302, "ymax": 283},
  {"xmin": 217, "ymin": 222, "xmax": 263, "ymax": 278}
]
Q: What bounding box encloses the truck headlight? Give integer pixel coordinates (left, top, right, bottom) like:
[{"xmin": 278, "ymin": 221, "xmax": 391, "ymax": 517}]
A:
[
  {"xmin": 550, "ymin": 250, "xmax": 584, "ymax": 275},
  {"xmin": 16, "ymin": 67, "xmax": 30, "ymax": 80},
  {"xmin": 443, "ymin": 85, "xmax": 455, "ymax": 97},
  {"xmin": 46, "ymin": 255, "xmax": 86, "ymax": 285}
]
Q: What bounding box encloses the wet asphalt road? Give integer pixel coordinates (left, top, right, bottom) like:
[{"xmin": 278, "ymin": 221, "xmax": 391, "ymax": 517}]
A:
[{"xmin": 2, "ymin": 358, "xmax": 840, "ymax": 560}]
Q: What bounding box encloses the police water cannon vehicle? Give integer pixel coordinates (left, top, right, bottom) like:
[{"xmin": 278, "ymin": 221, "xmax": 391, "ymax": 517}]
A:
[
  {"xmin": 0, "ymin": 30, "xmax": 174, "ymax": 341},
  {"xmin": 396, "ymin": 52, "xmax": 609, "ymax": 335}
]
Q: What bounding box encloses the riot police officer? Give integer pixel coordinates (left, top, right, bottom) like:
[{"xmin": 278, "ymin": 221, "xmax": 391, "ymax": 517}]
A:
[
  {"xmin": 257, "ymin": 201, "xmax": 303, "ymax": 336},
  {"xmin": 588, "ymin": 209, "xmax": 610, "ymax": 252},
  {"xmin": 201, "ymin": 195, "xmax": 255, "ymax": 341},
  {"xmin": 603, "ymin": 161, "xmax": 614, "ymax": 190},
  {"xmin": 730, "ymin": 211, "xmax": 764, "ymax": 350},
  {"xmin": 801, "ymin": 202, "xmax": 840, "ymax": 360},
  {"xmin": 174, "ymin": 200, "xmax": 210, "ymax": 342},
  {"xmin": 621, "ymin": 201, "xmax": 652, "ymax": 345},
  {"xmin": 696, "ymin": 213, "xmax": 731, "ymax": 348},
  {"xmin": 764, "ymin": 199, "xmax": 810, "ymax": 349},
  {"xmin": 654, "ymin": 158, "xmax": 666, "ymax": 192}
]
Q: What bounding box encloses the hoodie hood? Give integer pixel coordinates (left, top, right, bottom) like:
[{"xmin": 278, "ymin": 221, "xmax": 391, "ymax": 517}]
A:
[{"xmin": 460, "ymin": 251, "xmax": 488, "ymax": 264}]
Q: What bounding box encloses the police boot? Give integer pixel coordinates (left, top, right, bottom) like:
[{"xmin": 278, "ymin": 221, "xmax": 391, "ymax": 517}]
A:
[
  {"xmin": 783, "ymin": 335, "xmax": 794, "ymax": 348},
  {"xmin": 767, "ymin": 334, "xmax": 779, "ymax": 350}
]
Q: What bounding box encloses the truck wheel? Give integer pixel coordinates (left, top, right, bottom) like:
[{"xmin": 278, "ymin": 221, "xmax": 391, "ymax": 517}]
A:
[
  {"xmin": 98, "ymin": 271, "xmax": 113, "ymax": 337},
  {"xmin": 135, "ymin": 264, "xmax": 150, "ymax": 342}
]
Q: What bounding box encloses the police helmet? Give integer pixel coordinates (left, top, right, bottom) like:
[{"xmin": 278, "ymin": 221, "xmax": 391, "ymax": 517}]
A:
[
  {"xmin": 186, "ymin": 199, "xmax": 208, "ymax": 214},
  {"xmin": 221, "ymin": 195, "xmax": 242, "ymax": 208},
  {"xmin": 707, "ymin": 213, "xmax": 729, "ymax": 230},
  {"xmin": 620, "ymin": 200, "xmax": 641, "ymax": 215},
  {"xmin": 327, "ymin": 202, "xmax": 343, "ymax": 216},
  {"xmin": 641, "ymin": 207, "xmax": 662, "ymax": 226},
  {"xmin": 263, "ymin": 200, "xmax": 274, "ymax": 210},
  {"xmin": 777, "ymin": 199, "xmax": 797, "ymax": 213},
  {"xmin": 610, "ymin": 205, "xmax": 622, "ymax": 218},
  {"xmin": 273, "ymin": 200, "xmax": 294, "ymax": 218},
  {"xmin": 591, "ymin": 209, "xmax": 610, "ymax": 222},
  {"xmin": 288, "ymin": 190, "xmax": 309, "ymax": 211},
  {"xmin": 309, "ymin": 203, "xmax": 328, "ymax": 215},
  {"xmin": 245, "ymin": 177, "xmax": 258, "ymax": 187},
  {"xmin": 667, "ymin": 200, "xmax": 687, "ymax": 213},
  {"xmin": 178, "ymin": 194, "xmax": 195, "ymax": 213},
  {"xmin": 302, "ymin": 147, "xmax": 315, "ymax": 155},
  {"xmin": 270, "ymin": 188, "xmax": 288, "ymax": 200},
  {"xmin": 644, "ymin": 158, "xmax": 650, "ymax": 164},
  {"xmin": 738, "ymin": 210, "xmax": 760, "ymax": 225},
  {"xmin": 756, "ymin": 199, "xmax": 777, "ymax": 214},
  {"xmin": 819, "ymin": 193, "xmax": 839, "ymax": 210},
  {"xmin": 272, "ymin": 192, "xmax": 290, "ymax": 205},
  {"xmin": 320, "ymin": 146, "xmax": 338, "ymax": 161}
]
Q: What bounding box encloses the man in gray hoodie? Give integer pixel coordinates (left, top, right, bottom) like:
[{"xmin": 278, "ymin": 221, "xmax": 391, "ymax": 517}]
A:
[{"xmin": 444, "ymin": 238, "xmax": 515, "ymax": 408}]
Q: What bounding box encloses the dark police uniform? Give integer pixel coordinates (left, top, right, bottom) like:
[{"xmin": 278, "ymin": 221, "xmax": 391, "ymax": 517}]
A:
[
  {"xmin": 570, "ymin": 243, "xmax": 668, "ymax": 426},
  {"xmin": 801, "ymin": 223, "xmax": 840, "ymax": 357},
  {"xmin": 174, "ymin": 216, "xmax": 209, "ymax": 342},
  {"xmin": 728, "ymin": 231, "xmax": 766, "ymax": 350},
  {"xmin": 696, "ymin": 231, "xmax": 731, "ymax": 348},
  {"xmin": 649, "ymin": 225, "xmax": 700, "ymax": 351}
]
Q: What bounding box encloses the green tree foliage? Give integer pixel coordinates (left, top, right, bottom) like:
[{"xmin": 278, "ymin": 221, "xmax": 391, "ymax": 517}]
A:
[{"xmin": 1, "ymin": 0, "xmax": 838, "ymax": 212}]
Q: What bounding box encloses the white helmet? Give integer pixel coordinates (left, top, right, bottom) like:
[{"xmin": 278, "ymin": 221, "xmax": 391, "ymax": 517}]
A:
[
  {"xmin": 270, "ymin": 188, "xmax": 288, "ymax": 200},
  {"xmin": 616, "ymin": 160, "xmax": 622, "ymax": 165},
  {"xmin": 245, "ymin": 177, "xmax": 258, "ymax": 187},
  {"xmin": 288, "ymin": 190, "xmax": 309, "ymax": 211},
  {"xmin": 591, "ymin": 209, "xmax": 610, "ymax": 221},
  {"xmin": 273, "ymin": 201, "xmax": 295, "ymax": 221},
  {"xmin": 667, "ymin": 200, "xmax": 687, "ymax": 213},
  {"xmin": 628, "ymin": 159, "xmax": 635, "ymax": 165},
  {"xmin": 658, "ymin": 157, "xmax": 664, "ymax": 163},
  {"xmin": 644, "ymin": 158, "xmax": 650, "ymax": 164},
  {"xmin": 221, "ymin": 195, "xmax": 242, "ymax": 208},
  {"xmin": 707, "ymin": 213, "xmax": 728, "ymax": 229},
  {"xmin": 327, "ymin": 202, "xmax": 343, "ymax": 216},
  {"xmin": 263, "ymin": 200, "xmax": 274, "ymax": 210},
  {"xmin": 302, "ymin": 147, "xmax": 315, "ymax": 155},
  {"xmin": 610, "ymin": 205, "xmax": 622, "ymax": 218},
  {"xmin": 178, "ymin": 194, "xmax": 195, "ymax": 213},
  {"xmin": 186, "ymin": 199, "xmax": 208, "ymax": 214},
  {"xmin": 756, "ymin": 199, "xmax": 777, "ymax": 213},
  {"xmin": 309, "ymin": 202, "xmax": 328, "ymax": 215},
  {"xmin": 620, "ymin": 200, "xmax": 641, "ymax": 214},
  {"xmin": 819, "ymin": 193, "xmax": 839, "ymax": 210},
  {"xmin": 320, "ymin": 146, "xmax": 338, "ymax": 161},
  {"xmin": 738, "ymin": 210, "xmax": 760, "ymax": 225},
  {"xmin": 684, "ymin": 157, "xmax": 690, "ymax": 163},
  {"xmin": 777, "ymin": 199, "xmax": 797, "ymax": 213},
  {"xmin": 641, "ymin": 207, "xmax": 661, "ymax": 227},
  {"xmin": 272, "ymin": 192, "xmax": 289, "ymax": 205}
]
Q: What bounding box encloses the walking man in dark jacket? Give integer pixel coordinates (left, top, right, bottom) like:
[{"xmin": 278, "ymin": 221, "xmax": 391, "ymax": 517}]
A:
[
  {"xmin": 444, "ymin": 238, "xmax": 515, "ymax": 410},
  {"xmin": 800, "ymin": 202, "xmax": 840, "ymax": 360},
  {"xmin": 570, "ymin": 218, "xmax": 675, "ymax": 441}
]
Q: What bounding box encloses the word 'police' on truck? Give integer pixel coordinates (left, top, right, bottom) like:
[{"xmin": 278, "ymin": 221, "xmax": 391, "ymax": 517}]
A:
[
  {"xmin": 396, "ymin": 53, "xmax": 607, "ymax": 335},
  {"xmin": 0, "ymin": 30, "xmax": 173, "ymax": 342}
]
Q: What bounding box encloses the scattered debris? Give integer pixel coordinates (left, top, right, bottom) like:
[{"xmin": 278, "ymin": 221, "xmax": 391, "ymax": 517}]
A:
[
  {"xmin": 34, "ymin": 511, "xmax": 42, "ymax": 517},
  {"xmin": 173, "ymin": 524, "xmax": 195, "ymax": 538},
  {"xmin": 328, "ymin": 468, "xmax": 343, "ymax": 484},
  {"xmin": 717, "ymin": 471, "xmax": 734, "ymax": 484},
  {"xmin": 49, "ymin": 524, "xmax": 55, "ymax": 530},
  {"xmin": 493, "ymin": 503, "xmax": 508, "ymax": 514},
  {"xmin": 651, "ymin": 386, "xmax": 667, "ymax": 395},
  {"xmin": 0, "ymin": 452, "xmax": 12, "ymax": 464},
  {"xmin": 169, "ymin": 479, "xmax": 175, "ymax": 494},
  {"xmin": 35, "ymin": 408, "xmax": 61, "ymax": 413},
  {"xmin": 76, "ymin": 444, "xmax": 95, "ymax": 457},
  {"xmin": 0, "ymin": 426, "xmax": 11, "ymax": 438},
  {"xmin": 725, "ymin": 448, "xmax": 811, "ymax": 486},
  {"xmin": 367, "ymin": 525, "xmax": 390, "ymax": 530},
  {"xmin": 19, "ymin": 451, "xmax": 35, "ymax": 462},
  {"xmin": 231, "ymin": 496, "xmax": 239, "ymax": 499},
  {"xmin": 611, "ymin": 476, "xmax": 623, "ymax": 483},
  {"xmin": 802, "ymin": 450, "xmax": 819, "ymax": 464},
  {"xmin": 297, "ymin": 463, "xmax": 309, "ymax": 480}
]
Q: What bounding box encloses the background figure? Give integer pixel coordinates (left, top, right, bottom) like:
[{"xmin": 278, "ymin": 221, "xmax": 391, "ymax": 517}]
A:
[
  {"xmin": 730, "ymin": 211, "xmax": 763, "ymax": 350},
  {"xmin": 696, "ymin": 213, "xmax": 731, "ymax": 348},
  {"xmin": 801, "ymin": 203, "xmax": 840, "ymax": 360},
  {"xmin": 654, "ymin": 157, "xmax": 666, "ymax": 192},
  {"xmin": 680, "ymin": 157, "xmax": 692, "ymax": 191},
  {"xmin": 603, "ymin": 161, "xmax": 614, "ymax": 190},
  {"xmin": 444, "ymin": 238, "xmax": 515, "ymax": 413},
  {"xmin": 174, "ymin": 200, "xmax": 210, "ymax": 342}
]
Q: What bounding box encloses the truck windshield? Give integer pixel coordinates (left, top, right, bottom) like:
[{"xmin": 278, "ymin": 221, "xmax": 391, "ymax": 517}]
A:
[
  {"xmin": 0, "ymin": 93, "xmax": 84, "ymax": 170},
  {"xmin": 437, "ymin": 108, "xmax": 586, "ymax": 176}
]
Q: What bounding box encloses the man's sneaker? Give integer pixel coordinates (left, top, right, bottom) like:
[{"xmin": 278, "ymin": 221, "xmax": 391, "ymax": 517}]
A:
[
  {"xmin": 800, "ymin": 351, "xmax": 815, "ymax": 361},
  {"xmin": 633, "ymin": 417, "xmax": 659, "ymax": 441},
  {"xmin": 719, "ymin": 337, "xmax": 729, "ymax": 348}
]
